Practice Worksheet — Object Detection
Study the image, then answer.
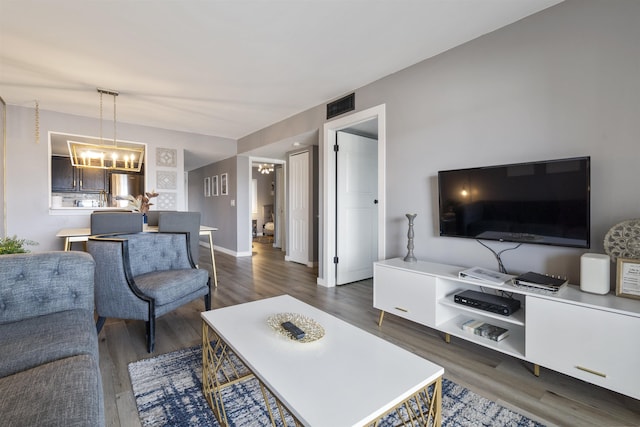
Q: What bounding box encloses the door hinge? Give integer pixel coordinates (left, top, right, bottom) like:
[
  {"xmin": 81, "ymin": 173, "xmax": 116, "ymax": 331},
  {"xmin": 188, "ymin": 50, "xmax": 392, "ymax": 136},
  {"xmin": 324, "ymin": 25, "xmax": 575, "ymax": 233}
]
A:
[
  {"xmin": 333, "ymin": 144, "xmax": 339, "ymax": 152},
  {"xmin": 333, "ymin": 256, "xmax": 339, "ymax": 264}
]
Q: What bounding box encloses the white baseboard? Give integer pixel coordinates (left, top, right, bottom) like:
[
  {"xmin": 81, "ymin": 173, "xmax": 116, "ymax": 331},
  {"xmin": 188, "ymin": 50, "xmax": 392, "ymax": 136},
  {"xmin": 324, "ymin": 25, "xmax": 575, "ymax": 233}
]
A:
[{"xmin": 200, "ymin": 241, "xmax": 251, "ymax": 257}]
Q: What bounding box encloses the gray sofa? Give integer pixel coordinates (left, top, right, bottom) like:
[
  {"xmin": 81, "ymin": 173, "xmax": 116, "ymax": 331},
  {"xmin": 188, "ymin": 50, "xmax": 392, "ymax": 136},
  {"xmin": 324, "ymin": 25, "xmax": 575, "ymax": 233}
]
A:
[{"xmin": 0, "ymin": 251, "xmax": 104, "ymax": 427}]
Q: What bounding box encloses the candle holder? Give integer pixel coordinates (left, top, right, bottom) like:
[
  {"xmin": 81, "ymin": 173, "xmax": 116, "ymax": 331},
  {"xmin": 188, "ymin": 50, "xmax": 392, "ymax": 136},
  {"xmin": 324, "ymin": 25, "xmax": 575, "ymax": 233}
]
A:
[{"xmin": 404, "ymin": 213, "xmax": 417, "ymax": 262}]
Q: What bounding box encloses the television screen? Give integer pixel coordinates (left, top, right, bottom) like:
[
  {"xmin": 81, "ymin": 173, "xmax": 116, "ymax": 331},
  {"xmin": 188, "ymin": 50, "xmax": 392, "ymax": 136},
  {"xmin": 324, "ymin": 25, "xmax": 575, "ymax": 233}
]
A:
[{"xmin": 438, "ymin": 157, "xmax": 590, "ymax": 248}]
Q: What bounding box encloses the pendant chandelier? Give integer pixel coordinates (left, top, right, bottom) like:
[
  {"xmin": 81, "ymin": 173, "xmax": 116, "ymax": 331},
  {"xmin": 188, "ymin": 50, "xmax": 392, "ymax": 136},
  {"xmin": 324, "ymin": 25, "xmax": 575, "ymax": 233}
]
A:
[
  {"xmin": 258, "ymin": 163, "xmax": 274, "ymax": 174},
  {"xmin": 67, "ymin": 88, "xmax": 144, "ymax": 172}
]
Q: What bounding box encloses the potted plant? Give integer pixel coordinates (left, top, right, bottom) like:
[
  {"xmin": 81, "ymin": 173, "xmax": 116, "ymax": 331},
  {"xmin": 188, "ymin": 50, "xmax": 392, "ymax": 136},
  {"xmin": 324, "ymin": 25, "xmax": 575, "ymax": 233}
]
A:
[
  {"xmin": 126, "ymin": 190, "xmax": 159, "ymax": 214},
  {"xmin": 0, "ymin": 235, "xmax": 38, "ymax": 254}
]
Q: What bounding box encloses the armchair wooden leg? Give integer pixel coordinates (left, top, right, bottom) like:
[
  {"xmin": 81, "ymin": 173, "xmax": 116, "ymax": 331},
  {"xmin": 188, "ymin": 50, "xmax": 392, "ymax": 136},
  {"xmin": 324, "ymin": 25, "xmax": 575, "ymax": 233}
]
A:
[
  {"xmin": 204, "ymin": 277, "xmax": 212, "ymax": 311},
  {"xmin": 96, "ymin": 316, "xmax": 106, "ymax": 334},
  {"xmin": 146, "ymin": 319, "xmax": 155, "ymax": 353}
]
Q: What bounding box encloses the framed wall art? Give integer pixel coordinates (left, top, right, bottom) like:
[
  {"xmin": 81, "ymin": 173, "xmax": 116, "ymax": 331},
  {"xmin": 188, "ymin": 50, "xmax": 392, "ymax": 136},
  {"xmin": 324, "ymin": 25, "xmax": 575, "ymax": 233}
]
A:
[
  {"xmin": 204, "ymin": 176, "xmax": 211, "ymax": 197},
  {"xmin": 616, "ymin": 258, "xmax": 640, "ymax": 300},
  {"xmin": 221, "ymin": 173, "xmax": 228, "ymax": 195},
  {"xmin": 212, "ymin": 175, "xmax": 219, "ymax": 196}
]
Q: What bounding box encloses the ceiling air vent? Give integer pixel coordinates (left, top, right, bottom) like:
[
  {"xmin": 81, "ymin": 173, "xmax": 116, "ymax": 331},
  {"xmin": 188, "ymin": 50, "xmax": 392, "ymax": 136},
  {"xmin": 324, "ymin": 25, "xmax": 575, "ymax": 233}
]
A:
[{"xmin": 326, "ymin": 93, "xmax": 355, "ymax": 119}]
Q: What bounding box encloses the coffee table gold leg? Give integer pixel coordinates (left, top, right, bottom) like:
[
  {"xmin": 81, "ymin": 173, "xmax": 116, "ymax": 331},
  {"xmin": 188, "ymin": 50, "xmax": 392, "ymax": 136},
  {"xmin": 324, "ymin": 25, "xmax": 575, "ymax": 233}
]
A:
[
  {"xmin": 207, "ymin": 231, "xmax": 218, "ymax": 288},
  {"xmin": 434, "ymin": 377, "xmax": 442, "ymax": 427},
  {"xmin": 376, "ymin": 375, "xmax": 442, "ymax": 426},
  {"xmin": 202, "ymin": 321, "xmax": 258, "ymax": 426},
  {"xmin": 202, "ymin": 322, "xmax": 229, "ymax": 426}
]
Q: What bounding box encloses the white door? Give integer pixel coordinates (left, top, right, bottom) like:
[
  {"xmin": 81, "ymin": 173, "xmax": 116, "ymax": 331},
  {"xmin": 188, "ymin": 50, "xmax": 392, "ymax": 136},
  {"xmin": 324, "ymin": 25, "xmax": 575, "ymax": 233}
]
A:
[
  {"xmin": 288, "ymin": 151, "xmax": 309, "ymax": 265},
  {"xmin": 275, "ymin": 166, "xmax": 285, "ymax": 249},
  {"xmin": 336, "ymin": 131, "xmax": 378, "ymax": 285}
]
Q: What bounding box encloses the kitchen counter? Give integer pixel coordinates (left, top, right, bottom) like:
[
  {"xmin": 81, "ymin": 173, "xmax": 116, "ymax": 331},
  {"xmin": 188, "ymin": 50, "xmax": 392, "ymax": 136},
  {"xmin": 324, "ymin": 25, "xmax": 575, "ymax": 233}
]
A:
[{"xmin": 49, "ymin": 207, "xmax": 127, "ymax": 216}]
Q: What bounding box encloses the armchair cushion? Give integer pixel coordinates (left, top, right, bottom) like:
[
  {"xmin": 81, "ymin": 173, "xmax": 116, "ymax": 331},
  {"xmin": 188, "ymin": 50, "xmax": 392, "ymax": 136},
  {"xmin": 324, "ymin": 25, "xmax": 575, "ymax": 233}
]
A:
[{"xmin": 134, "ymin": 269, "xmax": 209, "ymax": 306}]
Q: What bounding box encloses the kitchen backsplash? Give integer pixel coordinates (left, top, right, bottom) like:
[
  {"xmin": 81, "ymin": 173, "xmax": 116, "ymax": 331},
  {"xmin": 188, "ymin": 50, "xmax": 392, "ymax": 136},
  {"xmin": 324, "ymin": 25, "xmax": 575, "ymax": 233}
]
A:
[{"xmin": 51, "ymin": 192, "xmax": 106, "ymax": 208}]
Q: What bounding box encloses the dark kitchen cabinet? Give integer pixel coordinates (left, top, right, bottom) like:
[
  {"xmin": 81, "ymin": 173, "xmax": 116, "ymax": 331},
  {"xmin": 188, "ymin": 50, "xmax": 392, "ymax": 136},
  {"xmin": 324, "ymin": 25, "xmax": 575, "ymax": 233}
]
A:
[{"xmin": 51, "ymin": 156, "xmax": 106, "ymax": 193}]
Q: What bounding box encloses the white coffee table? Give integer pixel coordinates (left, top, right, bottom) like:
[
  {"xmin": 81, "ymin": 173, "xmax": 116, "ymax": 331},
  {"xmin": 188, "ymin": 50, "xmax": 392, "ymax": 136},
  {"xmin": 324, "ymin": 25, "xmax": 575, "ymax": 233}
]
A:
[{"xmin": 201, "ymin": 295, "xmax": 444, "ymax": 426}]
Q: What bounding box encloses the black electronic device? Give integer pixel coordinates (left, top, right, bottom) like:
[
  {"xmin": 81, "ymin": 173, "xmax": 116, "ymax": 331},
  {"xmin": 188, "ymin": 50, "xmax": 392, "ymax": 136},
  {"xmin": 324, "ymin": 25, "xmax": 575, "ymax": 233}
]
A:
[
  {"xmin": 438, "ymin": 157, "xmax": 590, "ymax": 248},
  {"xmin": 281, "ymin": 321, "xmax": 305, "ymax": 340},
  {"xmin": 454, "ymin": 289, "xmax": 521, "ymax": 316}
]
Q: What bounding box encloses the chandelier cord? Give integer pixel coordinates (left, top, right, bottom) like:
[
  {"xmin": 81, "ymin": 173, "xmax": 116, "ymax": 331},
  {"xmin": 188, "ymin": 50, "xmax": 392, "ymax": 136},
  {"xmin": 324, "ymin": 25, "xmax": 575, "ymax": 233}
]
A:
[
  {"xmin": 113, "ymin": 92, "xmax": 117, "ymax": 147},
  {"xmin": 99, "ymin": 91, "xmax": 103, "ymax": 144}
]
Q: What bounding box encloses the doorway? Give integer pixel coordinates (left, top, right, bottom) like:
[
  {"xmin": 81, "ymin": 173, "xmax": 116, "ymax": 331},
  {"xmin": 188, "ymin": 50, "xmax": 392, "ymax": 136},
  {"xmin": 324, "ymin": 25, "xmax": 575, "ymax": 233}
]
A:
[
  {"xmin": 320, "ymin": 104, "xmax": 386, "ymax": 287},
  {"xmin": 249, "ymin": 157, "xmax": 285, "ymax": 252}
]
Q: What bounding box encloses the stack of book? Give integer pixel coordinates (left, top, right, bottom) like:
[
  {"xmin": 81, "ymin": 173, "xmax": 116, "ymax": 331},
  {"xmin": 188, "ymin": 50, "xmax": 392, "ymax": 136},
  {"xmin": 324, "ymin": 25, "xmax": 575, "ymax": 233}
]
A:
[{"xmin": 461, "ymin": 319, "xmax": 509, "ymax": 342}]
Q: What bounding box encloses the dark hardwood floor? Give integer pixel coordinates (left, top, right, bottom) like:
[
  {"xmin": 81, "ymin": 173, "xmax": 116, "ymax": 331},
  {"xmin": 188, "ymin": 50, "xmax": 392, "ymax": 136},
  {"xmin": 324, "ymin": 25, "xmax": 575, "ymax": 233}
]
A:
[{"xmin": 99, "ymin": 240, "xmax": 640, "ymax": 427}]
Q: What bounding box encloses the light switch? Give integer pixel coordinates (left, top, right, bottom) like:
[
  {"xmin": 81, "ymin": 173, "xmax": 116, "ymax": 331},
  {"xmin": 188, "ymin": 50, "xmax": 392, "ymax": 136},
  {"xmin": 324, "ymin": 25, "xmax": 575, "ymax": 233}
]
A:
[{"xmin": 231, "ymin": 199, "xmax": 235, "ymax": 207}]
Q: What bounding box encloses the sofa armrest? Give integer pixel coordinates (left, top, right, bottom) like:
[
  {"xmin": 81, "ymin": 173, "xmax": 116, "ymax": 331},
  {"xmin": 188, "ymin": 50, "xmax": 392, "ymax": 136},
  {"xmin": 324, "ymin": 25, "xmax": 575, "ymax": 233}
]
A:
[{"xmin": 0, "ymin": 251, "xmax": 95, "ymax": 324}]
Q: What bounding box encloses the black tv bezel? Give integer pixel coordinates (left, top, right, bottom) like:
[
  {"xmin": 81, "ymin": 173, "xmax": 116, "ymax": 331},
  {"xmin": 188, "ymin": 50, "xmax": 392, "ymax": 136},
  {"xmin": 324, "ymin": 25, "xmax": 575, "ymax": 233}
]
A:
[{"xmin": 437, "ymin": 156, "xmax": 591, "ymax": 249}]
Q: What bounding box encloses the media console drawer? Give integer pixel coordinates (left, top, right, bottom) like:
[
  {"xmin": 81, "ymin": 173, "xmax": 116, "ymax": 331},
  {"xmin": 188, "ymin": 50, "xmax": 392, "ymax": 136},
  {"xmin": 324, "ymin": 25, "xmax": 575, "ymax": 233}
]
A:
[
  {"xmin": 526, "ymin": 296, "xmax": 640, "ymax": 400},
  {"xmin": 373, "ymin": 264, "xmax": 437, "ymax": 327}
]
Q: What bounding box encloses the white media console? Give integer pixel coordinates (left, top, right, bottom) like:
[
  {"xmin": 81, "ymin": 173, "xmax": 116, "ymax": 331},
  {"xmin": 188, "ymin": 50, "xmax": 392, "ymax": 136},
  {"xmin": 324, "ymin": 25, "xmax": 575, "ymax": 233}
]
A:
[{"xmin": 373, "ymin": 257, "xmax": 640, "ymax": 399}]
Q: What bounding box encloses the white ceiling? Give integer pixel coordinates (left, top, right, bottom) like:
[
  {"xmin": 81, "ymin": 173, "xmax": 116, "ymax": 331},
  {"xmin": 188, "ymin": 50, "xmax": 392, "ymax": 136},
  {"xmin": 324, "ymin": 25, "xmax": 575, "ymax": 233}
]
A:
[{"xmin": 1, "ymin": 0, "xmax": 563, "ymax": 144}]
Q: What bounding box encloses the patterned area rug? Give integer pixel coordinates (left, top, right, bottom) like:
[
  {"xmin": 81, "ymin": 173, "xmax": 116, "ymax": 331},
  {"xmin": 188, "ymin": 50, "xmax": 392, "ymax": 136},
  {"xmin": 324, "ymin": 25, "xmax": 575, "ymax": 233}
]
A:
[{"xmin": 128, "ymin": 345, "xmax": 544, "ymax": 426}]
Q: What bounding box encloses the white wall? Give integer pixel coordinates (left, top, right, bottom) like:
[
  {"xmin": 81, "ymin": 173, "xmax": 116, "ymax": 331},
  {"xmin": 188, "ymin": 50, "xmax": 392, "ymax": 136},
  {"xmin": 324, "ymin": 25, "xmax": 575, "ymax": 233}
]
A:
[
  {"xmin": 238, "ymin": 0, "xmax": 640, "ymax": 284},
  {"xmin": 5, "ymin": 106, "xmax": 235, "ymax": 251}
]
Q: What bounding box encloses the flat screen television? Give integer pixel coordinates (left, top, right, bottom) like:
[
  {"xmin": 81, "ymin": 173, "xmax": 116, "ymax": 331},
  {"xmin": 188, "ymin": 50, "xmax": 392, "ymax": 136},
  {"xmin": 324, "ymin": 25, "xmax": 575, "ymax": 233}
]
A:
[{"xmin": 438, "ymin": 157, "xmax": 590, "ymax": 248}]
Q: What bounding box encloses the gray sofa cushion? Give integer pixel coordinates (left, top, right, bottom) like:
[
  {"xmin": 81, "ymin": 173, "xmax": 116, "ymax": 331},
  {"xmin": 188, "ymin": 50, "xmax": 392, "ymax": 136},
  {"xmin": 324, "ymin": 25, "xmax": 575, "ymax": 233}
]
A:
[
  {"xmin": 0, "ymin": 309, "xmax": 97, "ymax": 378},
  {"xmin": 0, "ymin": 251, "xmax": 95, "ymax": 324},
  {"xmin": 0, "ymin": 354, "xmax": 103, "ymax": 427}
]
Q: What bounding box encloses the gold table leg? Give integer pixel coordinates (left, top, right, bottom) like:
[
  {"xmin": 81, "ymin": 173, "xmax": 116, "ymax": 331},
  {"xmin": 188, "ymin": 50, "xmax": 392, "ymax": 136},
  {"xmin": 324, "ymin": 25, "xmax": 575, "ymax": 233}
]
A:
[
  {"xmin": 377, "ymin": 310, "xmax": 385, "ymax": 327},
  {"xmin": 370, "ymin": 376, "xmax": 442, "ymax": 427},
  {"xmin": 206, "ymin": 231, "xmax": 218, "ymax": 288},
  {"xmin": 202, "ymin": 321, "xmax": 302, "ymax": 426}
]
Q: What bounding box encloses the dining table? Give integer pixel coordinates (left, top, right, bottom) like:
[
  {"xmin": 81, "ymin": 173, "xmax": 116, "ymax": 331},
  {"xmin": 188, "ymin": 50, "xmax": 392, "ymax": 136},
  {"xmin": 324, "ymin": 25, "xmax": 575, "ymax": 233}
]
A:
[{"xmin": 56, "ymin": 225, "xmax": 219, "ymax": 287}]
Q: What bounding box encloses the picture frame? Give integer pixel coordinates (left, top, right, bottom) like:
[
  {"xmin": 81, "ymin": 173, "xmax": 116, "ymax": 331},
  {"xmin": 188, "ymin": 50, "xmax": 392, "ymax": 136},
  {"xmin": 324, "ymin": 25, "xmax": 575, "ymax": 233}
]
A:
[
  {"xmin": 221, "ymin": 173, "xmax": 228, "ymax": 195},
  {"xmin": 212, "ymin": 175, "xmax": 219, "ymax": 196},
  {"xmin": 204, "ymin": 177, "xmax": 211, "ymax": 197},
  {"xmin": 616, "ymin": 258, "xmax": 640, "ymax": 300}
]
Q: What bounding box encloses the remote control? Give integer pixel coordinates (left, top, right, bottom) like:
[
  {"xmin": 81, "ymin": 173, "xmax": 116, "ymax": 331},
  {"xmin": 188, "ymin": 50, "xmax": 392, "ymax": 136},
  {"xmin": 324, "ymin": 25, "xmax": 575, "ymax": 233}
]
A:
[{"xmin": 281, "ymin": 321, "xmax": 305, "ymax": 340}]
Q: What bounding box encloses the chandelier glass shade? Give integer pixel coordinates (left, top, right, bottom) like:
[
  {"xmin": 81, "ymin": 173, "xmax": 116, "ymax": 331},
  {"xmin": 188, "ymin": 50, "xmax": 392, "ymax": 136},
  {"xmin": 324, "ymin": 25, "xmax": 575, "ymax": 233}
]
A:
[
  {"xmin": 68, "ymin": 88, "xmax": 145, "ymax": 172},
  {"xmin": 258, "ymin": 163, "xmax": 274, "ymax": 174}
]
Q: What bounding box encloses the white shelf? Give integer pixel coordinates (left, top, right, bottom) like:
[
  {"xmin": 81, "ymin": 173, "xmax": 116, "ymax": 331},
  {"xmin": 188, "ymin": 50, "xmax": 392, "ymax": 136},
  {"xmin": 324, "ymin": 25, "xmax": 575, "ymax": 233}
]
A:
[
  {"xmin": 437, "ymin": 314, "xmax": 525, "ymax": 359},
  {"xmin": 439, "ymin": 293, "xmax": 525, "ymax": 326}
]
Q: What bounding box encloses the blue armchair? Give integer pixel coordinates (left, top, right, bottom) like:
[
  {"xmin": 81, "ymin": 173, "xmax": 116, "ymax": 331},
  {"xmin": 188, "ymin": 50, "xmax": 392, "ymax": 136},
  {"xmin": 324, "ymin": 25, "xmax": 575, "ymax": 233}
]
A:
[{"xmin": 87, "ymin": 232, "xmax": 210, "ymax": 352}]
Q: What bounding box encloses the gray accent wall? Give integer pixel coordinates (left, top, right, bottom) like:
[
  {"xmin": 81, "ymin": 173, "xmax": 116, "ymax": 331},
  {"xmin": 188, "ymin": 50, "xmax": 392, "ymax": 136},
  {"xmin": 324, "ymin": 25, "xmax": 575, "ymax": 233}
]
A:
[
  {"xmin": 237, "ymin": 0, "xmax": 640, "ymax": 284},
  {"xmin": 189, "ymin": 156, "xmax": 240, "ymax": 254}
]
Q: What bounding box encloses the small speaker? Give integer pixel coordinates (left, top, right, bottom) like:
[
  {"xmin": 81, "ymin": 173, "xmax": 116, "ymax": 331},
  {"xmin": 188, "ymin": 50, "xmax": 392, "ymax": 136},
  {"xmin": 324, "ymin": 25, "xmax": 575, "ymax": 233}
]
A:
[{"xmin": 580, "ymin": 253, "xmax": 610, "ymax": 294}]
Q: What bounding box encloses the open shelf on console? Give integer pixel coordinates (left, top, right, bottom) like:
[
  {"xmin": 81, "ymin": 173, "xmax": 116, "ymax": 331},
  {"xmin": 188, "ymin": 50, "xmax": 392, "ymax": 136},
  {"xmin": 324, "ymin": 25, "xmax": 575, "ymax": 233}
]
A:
[
  {"xmin": 437, "ymin": 314, "xmax": 525, "ymax": 358},
  {"xmin": 439, "ymin": 292, "xmax": 525, "ymax": 326}
]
